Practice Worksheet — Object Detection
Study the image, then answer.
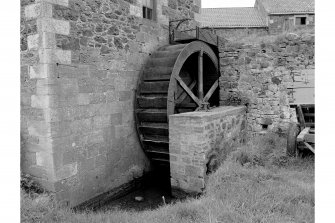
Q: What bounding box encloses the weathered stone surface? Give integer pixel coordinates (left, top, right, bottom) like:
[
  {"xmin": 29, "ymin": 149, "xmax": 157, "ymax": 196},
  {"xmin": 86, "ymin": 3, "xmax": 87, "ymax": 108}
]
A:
[
  {"xmin": 170, "ymin": 106, "xmax": 246, "ymax": 197},
  {"xmin": 37, "ymin": 18, "xmax": 70, "ymax": 35},
  {"xmin": 25, "ymin": 3, "xmax": 42, "ymax": 19},
  {"xmin": 107, "ymin": 26, "xmax": 119, "ymax": 35},
  {"xmin": 39, "ymin": 49, "xmax": 71, "ymax": 64},
  {"xmin": 56, "ymin": 35, "xmax": 80, "ymax": 50},
  {"xmin": 219, "ymin": 31, "xmax": 314, "ymax": 135},
  {"xmin": 53, "ymin": 4, "xmax": 79, "ymax": 21}
]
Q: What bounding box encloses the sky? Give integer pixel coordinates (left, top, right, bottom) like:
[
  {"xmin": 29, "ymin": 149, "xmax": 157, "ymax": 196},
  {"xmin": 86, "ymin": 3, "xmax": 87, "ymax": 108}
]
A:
[{"xmin": 202, "ymin": 0, "xmax": 255, "ymax": 8}]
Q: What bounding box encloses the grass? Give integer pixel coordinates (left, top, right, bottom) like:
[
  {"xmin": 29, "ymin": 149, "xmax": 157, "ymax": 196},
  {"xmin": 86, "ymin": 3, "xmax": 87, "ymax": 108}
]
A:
[{"xmin": 21, "ymin": 133, "xmax": 314, "ymax": 223}]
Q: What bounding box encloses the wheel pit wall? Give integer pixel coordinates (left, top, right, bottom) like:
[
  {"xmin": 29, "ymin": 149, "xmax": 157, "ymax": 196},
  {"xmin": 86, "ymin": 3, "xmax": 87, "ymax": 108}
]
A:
[
  {"xmin": 218, "ymin": 31, "xmax": 315, "ymax": 136},
  {"xmin": 169, "ymin": 106, "xmax": 247, "ymax": 198},
  {"xmin": 20, "ymin": 0, "xmax": 201, "ymax": 207}
]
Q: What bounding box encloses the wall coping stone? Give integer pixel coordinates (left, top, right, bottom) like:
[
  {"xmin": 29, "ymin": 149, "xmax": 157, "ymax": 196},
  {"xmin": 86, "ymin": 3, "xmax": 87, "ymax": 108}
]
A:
[{"xmin": 170, "ymin": 106, "xmax": 246, "ymax": 120}]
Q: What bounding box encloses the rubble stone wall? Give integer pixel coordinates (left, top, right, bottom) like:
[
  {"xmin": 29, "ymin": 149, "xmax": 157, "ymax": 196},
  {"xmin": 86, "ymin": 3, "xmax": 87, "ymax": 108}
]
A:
[
  {"xmin": 219, "ymin": 31, "xmax": 315, "ymax": 135},
  {"xmin": 20, "ymin": 0, "xmax": 201, "ymax": 207},
  {"xmin": 169, "ymin": 106, "xmax": 247, "ymax": 197},
  {"xmin": 209, "ymin": 27, "xmax": 269, "ymax": 40}
]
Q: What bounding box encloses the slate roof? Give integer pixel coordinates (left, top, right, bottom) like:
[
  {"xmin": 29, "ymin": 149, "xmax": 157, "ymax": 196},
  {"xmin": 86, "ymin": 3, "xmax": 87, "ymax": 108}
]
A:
[
  {"xmin": 257, "ymin": 0, "xmax": 315, "ymax": 14},
  {"xmin": 200, "ymin": 7, "xmax": 267, "ymax": 28}
]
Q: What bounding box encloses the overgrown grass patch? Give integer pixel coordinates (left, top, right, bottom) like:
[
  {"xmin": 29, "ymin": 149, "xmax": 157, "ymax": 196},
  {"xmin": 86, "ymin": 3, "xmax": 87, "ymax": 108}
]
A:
[{"xmin": 21, "ymin": 133, "xmax": 314, "ymax": 223}]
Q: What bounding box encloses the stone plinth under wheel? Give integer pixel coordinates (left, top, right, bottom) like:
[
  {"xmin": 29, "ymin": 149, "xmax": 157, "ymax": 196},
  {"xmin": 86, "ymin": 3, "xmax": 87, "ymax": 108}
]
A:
[{"xmin": 135, "ymin": 41, "xmax": 220, "ymax": 171}]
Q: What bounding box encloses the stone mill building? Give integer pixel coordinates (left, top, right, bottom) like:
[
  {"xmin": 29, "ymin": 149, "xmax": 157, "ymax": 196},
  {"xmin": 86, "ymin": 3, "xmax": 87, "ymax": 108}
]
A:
[
  {"xmin": 21, "ymin": 0, "xmax": 202, "ymax": 207},
  {"xmin": 21, "ymin": 0, "xmax": 314, "ymax": 207}
]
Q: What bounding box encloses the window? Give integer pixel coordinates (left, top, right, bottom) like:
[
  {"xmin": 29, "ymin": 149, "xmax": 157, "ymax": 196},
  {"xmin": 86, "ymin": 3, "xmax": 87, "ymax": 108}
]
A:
[
  {"xmin": 142, "ymin": 0, "xmax": 155, "ymax": 20},
  {"xmin": 296, "ymin": 17, "xmax": 307, "ymax": 25}
]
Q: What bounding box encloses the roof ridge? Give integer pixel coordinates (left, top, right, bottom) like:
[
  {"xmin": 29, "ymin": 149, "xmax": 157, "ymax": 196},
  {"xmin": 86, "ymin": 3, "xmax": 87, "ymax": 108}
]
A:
[
  {"xmin": 257, "ymin": 0, "xmax": 314, "ymax": 14},
  {"xmin": 202, "ymin": 7, "xmax": 256, "ymax": 9}
]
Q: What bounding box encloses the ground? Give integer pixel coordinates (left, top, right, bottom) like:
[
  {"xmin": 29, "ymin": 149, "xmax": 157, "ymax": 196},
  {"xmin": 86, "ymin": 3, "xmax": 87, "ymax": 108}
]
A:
[{"xmin": 21, "ymin": 133, "xmax": 314, "ymax": 223}]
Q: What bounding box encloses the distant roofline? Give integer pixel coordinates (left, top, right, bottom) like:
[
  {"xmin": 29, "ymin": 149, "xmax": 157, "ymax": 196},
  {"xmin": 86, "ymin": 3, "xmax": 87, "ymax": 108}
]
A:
[
  {"xmin": 201, "ymin": 25, "xmax": 268, "ymax": 28},
  {"xmin": 269, "ymin": 12, "xmax": 315, "ymax": 15},
  {"xmin": 256, "ymin": 0, "xmax": 315, "ymax": 15},
  {"xmin": 201, "ymin": 6, "xmax": 314, "ymax": 15},
  {"xmin": 201, "ymin": 7, "xmax": 256, "ymax": 9}
]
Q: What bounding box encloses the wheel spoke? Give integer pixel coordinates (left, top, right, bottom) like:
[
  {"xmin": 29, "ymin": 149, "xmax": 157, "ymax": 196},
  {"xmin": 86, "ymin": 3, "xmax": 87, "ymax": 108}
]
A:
[
  {"xmin": 204, "ymin": 80, "xmax": 219, "ymax": 102},
  {"xmin": 175, "ymin": 75, "xmax": 201, "ymax": 106},
  {"xmin": 198, "ymin": 50, "xmax": 204, "ymax": 100},
  {"xmin": 175, "ymin": 80, "xmax": 196, "ymax": 104}
]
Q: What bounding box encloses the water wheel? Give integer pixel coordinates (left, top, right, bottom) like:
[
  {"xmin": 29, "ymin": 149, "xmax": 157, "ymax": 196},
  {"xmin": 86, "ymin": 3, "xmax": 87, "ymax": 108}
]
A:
[{"xmin": 135, "ymin": 41, "xmax": 219, "ymax": 170}]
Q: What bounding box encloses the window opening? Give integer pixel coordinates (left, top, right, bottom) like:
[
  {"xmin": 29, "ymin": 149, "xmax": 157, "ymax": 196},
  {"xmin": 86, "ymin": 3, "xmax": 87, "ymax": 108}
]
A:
[
  {"xmin": 142, "ymin": 0, "xmax": 154, "ymax": 20},
  {"xmin": 296, "ymin": 17, "xmax": 307, "ymax": 25}
]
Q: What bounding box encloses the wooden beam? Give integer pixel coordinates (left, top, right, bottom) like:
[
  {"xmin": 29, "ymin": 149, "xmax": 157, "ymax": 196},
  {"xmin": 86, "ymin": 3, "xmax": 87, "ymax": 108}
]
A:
[
  {"xmin": 173, "ymin": 30, "xmax": 194, "ymax": 42},
  {"xmin": 175, "ymin": 80, "xmax": 196, "ymax": 104},
  {"xmin": 204, "ymin": 80, "xmax": 219, "ymax": 102},
  {"xmin": 290, "ymin": 103, "xmax": 315, "ymax": 109},
  {"xmin": 297, "ymin": 127, "xmax": 311, "ymax": 142},
  {"xmin": 304, "ymin": 133, "xmax": 315, "ymax": 143},
  {"xmin": 198, "ymin": 50, "xmax": 204, "ymax": 101},
  {"xmin": 296, "ymin": 105, "xmax": 306, "ymax": 128},
  {"xmin": 175, "ymin": 75, "xmax": 201, "ymax": 106},
  {"xmin": 175, "ymin": 103, "xmax": 197, "ymax": 108},
  {"xmin": 198, "ymin": 29, "xmax": 217, "ymax": 46},
  {"xmin": 303, "ymin": 113, "xmax": 315, "ymax": 117},
  {"xmin": 303, "ymin": 142, "xmax": 315, "ymax": 154},
  {"xmin": 305, "ymin": 123, "xmax": 315, "ymax": 128}
]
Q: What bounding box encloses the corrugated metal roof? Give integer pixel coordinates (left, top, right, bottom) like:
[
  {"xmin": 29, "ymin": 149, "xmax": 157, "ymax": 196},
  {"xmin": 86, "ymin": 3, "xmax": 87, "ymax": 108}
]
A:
[
  {"xmin": 200, "ymin": 7, "xmax": 267, "ymax": 28},
  {"xmin": 258, "ymin": 0, "xmax": 314, "ymax": 14}
]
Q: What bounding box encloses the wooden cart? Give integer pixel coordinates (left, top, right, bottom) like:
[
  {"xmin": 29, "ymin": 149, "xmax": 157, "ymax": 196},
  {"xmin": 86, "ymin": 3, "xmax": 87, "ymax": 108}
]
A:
[
  {"xmin": 286, "ymin": 68, "xmax": 315, "ymax": 156},
  {"xmin": 287, "ymin": 104, "xmax": 315, "ymax": 156}
]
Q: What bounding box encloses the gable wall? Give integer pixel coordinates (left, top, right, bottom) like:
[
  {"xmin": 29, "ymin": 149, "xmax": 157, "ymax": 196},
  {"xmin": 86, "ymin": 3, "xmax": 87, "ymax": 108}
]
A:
[{"xmin": 254, "ymin": 0, "xmax": 269, "ymax": 25}]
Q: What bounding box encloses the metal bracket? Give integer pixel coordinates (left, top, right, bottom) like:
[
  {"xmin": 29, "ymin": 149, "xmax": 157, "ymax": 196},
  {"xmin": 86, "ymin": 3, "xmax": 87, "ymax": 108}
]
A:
[{"xmin": 196, "ymin": 102, "xmax": 210, "ymax": 112}]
